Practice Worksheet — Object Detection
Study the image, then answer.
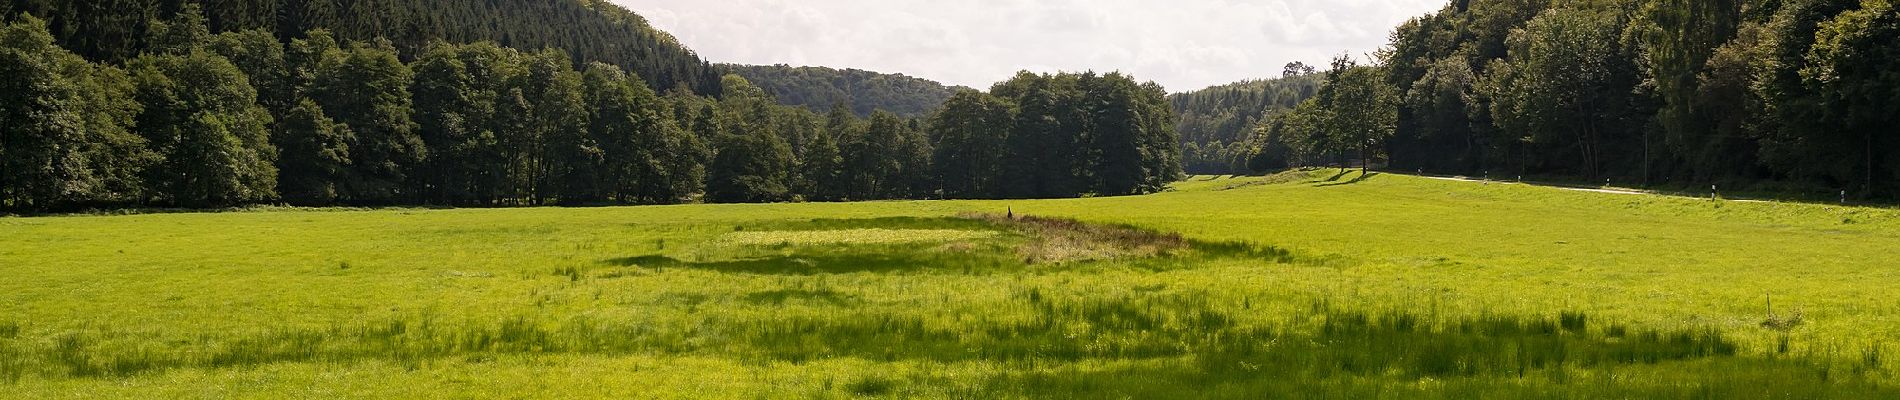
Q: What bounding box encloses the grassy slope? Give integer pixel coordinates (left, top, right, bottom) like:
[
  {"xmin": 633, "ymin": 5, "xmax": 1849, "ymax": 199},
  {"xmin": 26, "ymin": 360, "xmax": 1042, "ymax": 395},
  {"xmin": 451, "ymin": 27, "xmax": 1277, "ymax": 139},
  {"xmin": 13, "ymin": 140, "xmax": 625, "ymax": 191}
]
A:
[
  {"xmin": 1054, "ymin": 173, "xmax": 1900, "ymax": 344},
  {"xmin": 1, "ymin": 170, "xmax": 1896, "ymax": 398}
]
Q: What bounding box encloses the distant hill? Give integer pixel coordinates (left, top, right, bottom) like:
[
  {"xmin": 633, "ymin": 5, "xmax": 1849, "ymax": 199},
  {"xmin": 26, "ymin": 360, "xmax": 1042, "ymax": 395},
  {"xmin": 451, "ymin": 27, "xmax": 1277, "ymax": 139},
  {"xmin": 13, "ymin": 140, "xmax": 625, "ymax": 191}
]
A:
[
  {"xmin": 1168, "ymin": 75, "xmax": 1323, "ymax": 146},
  {"xmin": 1, "ymin": 0, "xmax": 724, "ymax": 95},
  {"xmin": 1168, "ymin": 74, "xmax": 1323, "ymax": 174},
  {"xmin": 725, "ymin": 64, "xmax": 967, "ymax": 118}
]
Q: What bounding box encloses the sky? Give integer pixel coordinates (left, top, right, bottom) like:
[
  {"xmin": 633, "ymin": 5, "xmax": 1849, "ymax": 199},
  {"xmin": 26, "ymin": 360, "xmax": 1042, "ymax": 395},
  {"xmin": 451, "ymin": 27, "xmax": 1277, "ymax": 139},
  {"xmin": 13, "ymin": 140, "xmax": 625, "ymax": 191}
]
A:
[{"xmin": 610, "ymin": 0, "xmax": 1447, "ymax": 93}]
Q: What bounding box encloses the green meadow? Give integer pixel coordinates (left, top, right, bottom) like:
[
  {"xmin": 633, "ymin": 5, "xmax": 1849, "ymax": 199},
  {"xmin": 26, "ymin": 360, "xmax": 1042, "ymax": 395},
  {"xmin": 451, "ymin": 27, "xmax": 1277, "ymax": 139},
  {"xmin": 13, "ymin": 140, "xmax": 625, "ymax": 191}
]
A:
[{"xmin": 3, "ymin": 170, "xmax": 1898, "ymax": 398}]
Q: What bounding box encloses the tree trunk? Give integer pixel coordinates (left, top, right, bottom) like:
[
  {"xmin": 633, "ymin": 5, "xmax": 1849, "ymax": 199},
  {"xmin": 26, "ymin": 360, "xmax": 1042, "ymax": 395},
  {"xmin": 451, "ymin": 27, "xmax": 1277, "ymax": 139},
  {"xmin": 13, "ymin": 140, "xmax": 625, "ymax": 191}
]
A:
[
  {"xmin": 1360, "ymin": 136, "xmax": 1369, "ymax": 176},
  {"xmin": 1643, "ymin": 129, "xmax": 1651, "ymax": 187}
]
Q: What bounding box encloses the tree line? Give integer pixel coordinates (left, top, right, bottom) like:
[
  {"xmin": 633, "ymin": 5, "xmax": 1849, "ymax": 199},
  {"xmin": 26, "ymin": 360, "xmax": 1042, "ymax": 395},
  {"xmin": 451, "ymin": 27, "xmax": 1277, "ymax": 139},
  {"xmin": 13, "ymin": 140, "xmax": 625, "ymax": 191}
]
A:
[
  {"xmin": 726, "ymin": 64, "xmax": 969, "ymax": 119},
  {"xmin": 1243, "ymin": 0, "xmax": 1898, "ymax": 198},
  {"xmin": 0, "ymin": 0, "xmax": 724, "ymax": 96},
  {"xmin": 933, "ymin": 72, "xmax": 1184, "ymax": 199},
  {"xmin": 1171, "ymin": 66, "xmax": 1322, "ymax": 175},
  {"xmin": 0, "ymin": 9, "xmax": 1183, "ymax": 211}
]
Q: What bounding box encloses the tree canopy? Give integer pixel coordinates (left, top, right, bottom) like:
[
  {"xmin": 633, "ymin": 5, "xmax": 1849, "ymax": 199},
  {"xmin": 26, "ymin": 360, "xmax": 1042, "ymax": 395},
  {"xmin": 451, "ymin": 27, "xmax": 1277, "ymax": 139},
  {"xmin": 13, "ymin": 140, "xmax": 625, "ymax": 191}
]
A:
[
  {"xmin": 0, "ymin": 4, "xmax": 1187, "ymax": 212},
  {"xmin": 1250, "ymin": 0, "xmax": 1899, "ymax": 198},
  {"xmin": 726, "ymin": 64, "xmax": 968, "ymax": 119},
  {"xmin": 2, "ymin": 0, "xmax": 723, "ymax": 95}
]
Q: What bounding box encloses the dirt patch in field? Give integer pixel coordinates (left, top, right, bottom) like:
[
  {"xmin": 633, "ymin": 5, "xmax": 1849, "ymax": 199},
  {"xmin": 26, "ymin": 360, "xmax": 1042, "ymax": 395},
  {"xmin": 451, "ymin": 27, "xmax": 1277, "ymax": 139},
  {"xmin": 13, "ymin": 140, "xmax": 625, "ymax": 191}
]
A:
[
  {"xmin": 961, "ymin": 213, "xmax": 1193, "ymax": 264},
  {"xmin": 593, "ymin": 215, "xmax": 1289, "ymax": 276}
]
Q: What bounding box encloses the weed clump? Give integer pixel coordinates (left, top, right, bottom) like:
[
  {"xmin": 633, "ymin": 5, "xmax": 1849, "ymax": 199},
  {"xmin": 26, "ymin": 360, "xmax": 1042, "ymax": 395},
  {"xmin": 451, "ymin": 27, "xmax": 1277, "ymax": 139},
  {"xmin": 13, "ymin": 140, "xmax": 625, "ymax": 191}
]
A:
[
  {"xmin": 554, "ymin": 266, "xmax": 586, "ymax": 281},
  {"xmin": 845, "ymin": 376, "xmax": 898, "ymax": 396},
  {"xmin": 1761, "ymin": 294, "xmax": 1805, "ymax": 331},
  {"xmin": 1560, "ymin": 311, "xmax": 1588, "ymax": 333},
  {"xmin": 1762, "ymin": 309, "xmax": 1805, "ymax": 331}
]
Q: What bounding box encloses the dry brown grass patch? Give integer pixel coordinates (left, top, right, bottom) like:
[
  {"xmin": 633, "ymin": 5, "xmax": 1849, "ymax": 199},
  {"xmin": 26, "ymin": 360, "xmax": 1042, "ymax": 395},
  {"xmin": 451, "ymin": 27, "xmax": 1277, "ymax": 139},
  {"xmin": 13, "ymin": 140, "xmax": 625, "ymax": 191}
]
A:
[{"xmin": 961, "ymin": 213, "xmax": 1191, "ymax": 264}]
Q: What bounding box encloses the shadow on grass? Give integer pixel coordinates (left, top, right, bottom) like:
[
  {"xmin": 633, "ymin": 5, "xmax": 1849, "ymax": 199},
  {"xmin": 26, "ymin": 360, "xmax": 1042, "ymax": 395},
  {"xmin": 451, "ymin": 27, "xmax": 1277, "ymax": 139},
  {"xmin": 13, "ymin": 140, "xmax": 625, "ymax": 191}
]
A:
[
  {"xmin": 971, "ymin": 353, "xmax": 1898, "ymax": 398},
  {"xmin": 5, "ymin": 291, "xmax": 1889, "ymax": 398},
  {"xmin": 763, "ymin": 302, "xmax": 1891, "ymax": 397},
  {"xmin": 1314, "ymin": 171, "xmax": 1380, "ymax": 187},
  {"xmin": 603, "ymin": 255, "xmax": 683, "ymax": 268},
  {"xmin": 740, "ymin": 299, "xmax": 1747, "ymax": 371},
  {"xmin": 1321, "ymin": 169, "xmax": 1353, "ymax": 182}
]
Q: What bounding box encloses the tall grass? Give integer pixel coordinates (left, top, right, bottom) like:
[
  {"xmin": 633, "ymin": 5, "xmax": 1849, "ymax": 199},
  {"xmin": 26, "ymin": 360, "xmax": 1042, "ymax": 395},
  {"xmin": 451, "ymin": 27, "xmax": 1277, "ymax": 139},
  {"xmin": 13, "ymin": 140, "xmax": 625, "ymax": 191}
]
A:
[
  {"xmin": 4, "ymin": 173, "xmax": 1899, "ymax": 397},
  {"xmin": 2, "ymin": 294, "xmax": 1881, "ymax": 397}
]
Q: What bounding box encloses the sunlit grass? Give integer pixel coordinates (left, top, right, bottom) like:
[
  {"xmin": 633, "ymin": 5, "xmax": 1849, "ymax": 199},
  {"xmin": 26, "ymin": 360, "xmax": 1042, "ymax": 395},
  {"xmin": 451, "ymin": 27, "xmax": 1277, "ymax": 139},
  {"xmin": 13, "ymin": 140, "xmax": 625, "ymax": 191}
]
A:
[
  {"xmin": 718, "ymin": 229, "xmax": 1001, "ymax": 246},
  {"xmin": 1, "ymin": 170, "xmax": 1896, "ymax": 397}
]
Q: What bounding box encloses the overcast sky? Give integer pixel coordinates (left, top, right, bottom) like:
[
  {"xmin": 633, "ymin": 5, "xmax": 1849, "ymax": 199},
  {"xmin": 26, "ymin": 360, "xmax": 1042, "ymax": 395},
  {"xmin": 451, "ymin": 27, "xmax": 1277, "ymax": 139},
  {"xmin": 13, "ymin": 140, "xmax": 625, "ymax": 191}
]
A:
[{"xmin": 610, "ymin": 0, "xmax": 1447, "ymax": 93}]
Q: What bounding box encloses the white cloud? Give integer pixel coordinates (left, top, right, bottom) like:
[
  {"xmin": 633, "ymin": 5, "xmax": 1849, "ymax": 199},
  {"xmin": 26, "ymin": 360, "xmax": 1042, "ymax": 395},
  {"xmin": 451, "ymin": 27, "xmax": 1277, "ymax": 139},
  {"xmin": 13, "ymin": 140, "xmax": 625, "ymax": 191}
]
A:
[{"xmin": 613, "ymin": 0, "xmax": 1445, "ymax": 92}]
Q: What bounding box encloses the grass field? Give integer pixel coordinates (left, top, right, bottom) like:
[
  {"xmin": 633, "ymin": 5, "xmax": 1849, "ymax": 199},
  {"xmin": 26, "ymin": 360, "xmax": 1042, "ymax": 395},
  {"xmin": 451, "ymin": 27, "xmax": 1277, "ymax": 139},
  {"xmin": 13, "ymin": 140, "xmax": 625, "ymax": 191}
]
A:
[{"xmin": 3, "ymin": 170, "xmax": 1898, "ymax": 398}]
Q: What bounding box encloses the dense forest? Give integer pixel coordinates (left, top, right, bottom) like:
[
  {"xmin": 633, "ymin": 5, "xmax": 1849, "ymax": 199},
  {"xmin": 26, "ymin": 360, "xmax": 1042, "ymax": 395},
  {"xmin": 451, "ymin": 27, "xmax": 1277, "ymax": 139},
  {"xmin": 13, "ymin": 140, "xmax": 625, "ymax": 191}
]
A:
[
  {"xmin": 1241, "ymin": 0, "xmax": 1898, "ymax": 198},
  {"xmin": 726, "ymin": 64, "xmax": 967, "ymax": 118},
  {"xmin": 1170, "ymin": 64, "xmax": 1323, "ymax": 175},
  {"xmin": 0, "ymin": 0, "xmax": 724, "ymax": 95},
  {"xmin": 11, "ymin": 0, "xmax": 1893, "ymax": 208},
  {"xmin": 0, "ymin": 6, "xmax": 1182, "ymax": 211},
  {"xmin": 932, "ymin": 72, "xmax": 1183, "ymax": 199}
]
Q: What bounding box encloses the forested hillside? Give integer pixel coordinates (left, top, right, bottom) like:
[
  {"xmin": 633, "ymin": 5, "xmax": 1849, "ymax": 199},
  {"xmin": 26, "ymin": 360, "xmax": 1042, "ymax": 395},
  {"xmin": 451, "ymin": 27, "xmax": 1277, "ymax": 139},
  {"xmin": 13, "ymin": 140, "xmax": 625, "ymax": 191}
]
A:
[
  {"xmin": 1254, "ymin": 0, "xmax": 1899, "ymax": 198},
  {"xmin": 0, "ymin": 7, "xmax": 1182, "ymax": 211},
  {"xmin": 1169, "ymin": 65, "xmax": 1323, "ymax": 174},
  {"xmin": 0, "ymin": 0, "xmax": 723, "ymax": 95},
  {"xmin": 727, "ymin": 64, "xmax": 966, "ymax": 118},
  {"xmin": 932, "ymin": 72, "xmax": 1183, "ymax": 198}
]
